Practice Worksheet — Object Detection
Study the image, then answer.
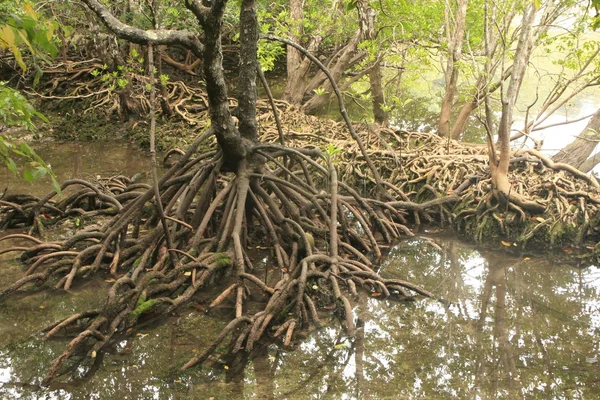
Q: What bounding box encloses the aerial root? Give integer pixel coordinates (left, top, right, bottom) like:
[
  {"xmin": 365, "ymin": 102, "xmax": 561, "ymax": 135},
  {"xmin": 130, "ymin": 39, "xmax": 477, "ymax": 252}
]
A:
[{"xmin": 0, "ymin": 139, "xmax": 460, "ymax": 383}]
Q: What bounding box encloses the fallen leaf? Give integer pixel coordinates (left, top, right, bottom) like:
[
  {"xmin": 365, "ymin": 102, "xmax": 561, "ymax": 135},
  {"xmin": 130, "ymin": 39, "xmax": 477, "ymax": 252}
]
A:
[
  {"xmin": 512, "ymin": 242, "xmax": 518, "ymax": 247},
  {"xmin": 174, "ymin": 380, "xmax": 182, "ymax": 383},
  {"xmin": 105, "ymin": 278, "xmax": 116, "ymax": 283},
  {"xmin": 183, "ymin": 271, "xmax": 192, "ymax": 276},
  {"xmin": 91, "ymin": 350, "xmax": 97, "ymax": 358},
  {"xmin": 523, "ymin": 257, "xmax": 531, "ymax": 261},
  {"xmin": 192, "ymin": 349, "xmax": 197, "ymax": 353},
  {"xmin": 281, "ymin": 268, "xmax": 288, "ymax": 273},
  {"xmin": 224, "ymin": 365, "xmax": 229, "ymax": 370},
  {"xmin": 324, "ymin": 304, "xmax": 336, "ymax": 310},
  {"xmin": 39, "ymin": 305, "xmax": 45, "ymax": 309},
  {"xmin": 268, "ymin": 355, "xmax": 276, "ymax": 362},
  {"xmin": 371, "ymin": 292, "xmax": 382, "ymax": 297},
  {"xmin": 501, "ymin": 241, "xmax": 511, "ymax": 247},
  {"xmin": 312, "ymin": 285, "xmax": 318, "ymax": 290}
]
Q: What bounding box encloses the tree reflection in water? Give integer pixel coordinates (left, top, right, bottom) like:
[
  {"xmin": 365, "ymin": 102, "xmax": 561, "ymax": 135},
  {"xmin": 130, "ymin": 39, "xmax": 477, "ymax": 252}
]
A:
[{"xmin": 0, "ymin": 237, "xmax": 599, "ymax": 399}]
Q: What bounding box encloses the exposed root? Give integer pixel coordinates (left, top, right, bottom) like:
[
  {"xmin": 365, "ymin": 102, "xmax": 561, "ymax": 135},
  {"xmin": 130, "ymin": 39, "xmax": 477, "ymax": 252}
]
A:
[{"xmin": 0, "ymin": 133, "xmax": 451, "ymax": 384}]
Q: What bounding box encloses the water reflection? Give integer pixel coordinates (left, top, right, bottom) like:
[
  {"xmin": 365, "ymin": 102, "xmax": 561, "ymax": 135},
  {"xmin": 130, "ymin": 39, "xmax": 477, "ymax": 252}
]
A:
[
  {"xmin": 0, "ymin": 141, "xmax": 152, "ymax": 197},
  {"xmin": 0, "ymin": 237, "xmax": 599, "ymax": 399}
]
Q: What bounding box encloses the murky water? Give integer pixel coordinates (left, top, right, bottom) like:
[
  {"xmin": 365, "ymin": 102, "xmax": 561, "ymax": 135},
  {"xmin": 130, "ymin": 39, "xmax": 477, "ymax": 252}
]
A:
[
  {"xmin": 1, "ymin": 142, "xmax": 599, "ymax": 399},
  {"xmin": 1, "ymin": 140, "xmax": 152, "ymax": 197},
  {"xmin": 1, "ymin": 235, "xmax": 599, "ymax": 398}
]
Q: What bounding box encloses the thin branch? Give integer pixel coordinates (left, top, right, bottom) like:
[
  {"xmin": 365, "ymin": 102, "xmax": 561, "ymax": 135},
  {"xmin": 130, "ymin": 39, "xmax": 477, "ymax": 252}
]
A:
[{"xmin": 261, "ymin": 34, "xmax": 385, "ymax": 190}]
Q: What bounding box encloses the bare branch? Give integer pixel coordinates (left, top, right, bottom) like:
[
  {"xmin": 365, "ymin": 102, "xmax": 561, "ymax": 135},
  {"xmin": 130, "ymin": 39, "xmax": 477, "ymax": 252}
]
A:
[{"xmin": 81, "ymin": 0, "xmax": 204, "ymax": 57}]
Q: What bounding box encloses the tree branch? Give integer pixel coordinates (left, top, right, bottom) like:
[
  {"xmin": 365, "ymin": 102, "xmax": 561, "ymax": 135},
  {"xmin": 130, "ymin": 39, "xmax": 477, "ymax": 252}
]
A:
[
  {"xmin": 81, "ymin": 0, "xmax": 204, "ymax": 57},
  {"xmin": 184, "ymin": 0, "xmax": 210, "ymax": 25}
]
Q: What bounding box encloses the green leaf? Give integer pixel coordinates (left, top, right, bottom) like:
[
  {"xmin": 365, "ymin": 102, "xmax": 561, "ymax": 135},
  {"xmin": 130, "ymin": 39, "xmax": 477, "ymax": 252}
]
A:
[
  {"xmin": 32, "ymin": 166, "xmax": 47, "ymax": 180},
  {"xmin": 51, "ymin": 176, "xmax": 62, "ymax": 196},
  {"xmin": 6, "ymin": 157, "xmax": 17, "ymax": 174},
  {"xmin": 23, "ymin": 167, "xmax": 34, "ymax": 182}
]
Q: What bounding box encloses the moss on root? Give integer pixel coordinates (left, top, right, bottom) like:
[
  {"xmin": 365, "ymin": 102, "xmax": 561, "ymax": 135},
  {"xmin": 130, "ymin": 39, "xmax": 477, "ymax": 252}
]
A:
[{"xmin": 130, "ymin": 298, "xmax": 160, "ymax": 318}]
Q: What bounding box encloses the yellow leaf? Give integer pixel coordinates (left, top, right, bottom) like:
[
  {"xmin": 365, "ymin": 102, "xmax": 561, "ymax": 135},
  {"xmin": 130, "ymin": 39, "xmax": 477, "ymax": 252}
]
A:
[
  {"xmin": 535, "ymin": 217, "xmax": 545, "ymax": 223},
  {"xmin": 105, "ymin": 278, "xmax": 116, "ymax": 283},
  {"xmin": 0, "ymin": 27, "xmax": 25, "ymax": 71},
  {"xmin": 224, "ymin": 365, "xmax": 229, "ymax": 370},
  {"xmin": 91, "ymin": 350, "xmax": 97, "ymax": 358},
  {"xmin": 39, "ymin": 305, "xmax": 45, "ymax": 309},
  {"xmin": 0, "ymin": 26, "xmax": 15, "ymax": 49},
  {"xmin": 24, "ymin": 4, "xmax": 38, "ymax": 20},
  {"xmin": 184, "ymin": 271, "xmax": 192, "ymax": 276},
  {"xmin": 523, "ymin": 257, "xmax": 530, "ymax": 261},
  {"xmin": 501, "ymin": 241, "xmax": 511, "ymax": 247}
]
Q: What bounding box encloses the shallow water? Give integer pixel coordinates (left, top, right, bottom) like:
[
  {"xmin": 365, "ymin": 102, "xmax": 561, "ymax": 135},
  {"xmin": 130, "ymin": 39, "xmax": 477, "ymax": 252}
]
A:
[
  {"xmin": 1, "ymin": 140, "xmax": 152, "ymax": 197},
  {"xmin": 1, "ymin": 141, "xmax": 599, "ymax": 399},
  {"xmin": 1, "ymin": 234, "xmax": 599, "ymax": 399}
]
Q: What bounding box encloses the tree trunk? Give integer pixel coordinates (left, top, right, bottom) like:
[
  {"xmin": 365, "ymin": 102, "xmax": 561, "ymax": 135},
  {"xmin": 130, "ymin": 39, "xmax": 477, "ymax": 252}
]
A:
[
  {"xmin": 238, "ymin": 0, "xmax": 259, "ymax": 142},
  {"xmin": 438, "ymin": 0, "xmax": 468, "ymax": 137},
  {"xmin": 282, "ymin": 0, "xmax": 307, "ymax": 105},
  {"xmin": 357, "ymin": 0, "xmax": 388, "ymax": 126},
  {"xmin": 201, "ymin": 5, "xmax": 247, "ymax": 167},
  {"xmin": 302, "ymin": 32, "xmax": 361, "ymax": 114},
  {"xmin": 552, "ymin": 108, "xmax": 600, "ymax": 170},
  {"xmin": 370, "ymin": 61, "xmax": 388, "ymax": 126},
  {"xmin": 490, "ymin": 2, "xmax": 544, "ymax": 214},
  {"xmin": 449, "ymin": 99, "xmax": 476, "ymax": 139}
]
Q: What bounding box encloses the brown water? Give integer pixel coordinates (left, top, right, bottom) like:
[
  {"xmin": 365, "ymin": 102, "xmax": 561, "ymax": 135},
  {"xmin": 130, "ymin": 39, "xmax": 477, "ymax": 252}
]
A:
[
  {"xmin": 1, "ymin": 140, "xmax": 152, "ymax": 197},
  {"xmin": 1, "ymin": 141, "xmax": 599, "ymax": 399}
]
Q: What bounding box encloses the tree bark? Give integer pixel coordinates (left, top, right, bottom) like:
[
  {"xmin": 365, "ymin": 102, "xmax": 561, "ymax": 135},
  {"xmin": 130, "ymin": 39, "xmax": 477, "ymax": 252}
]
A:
[
  {"xmin": 238, "ymin": 0, "xmax": 259, "ymax": 142},
  {"xmin": 283, "ymin": 0, "xmax": 307, "ymax": 105},
  {"xmin": 490, "ymin": 2, "xmax": 544, "ymax": 214},
  {"xmin": 552, "ymin": 108, "xmax": 600, "ymax": 171},
  {"xmin": 356, "ymin": 0, "xmax": 388, "ymax": 126},
  {"xmin": 438, "ymin": 0, "xmax": 468, "ymax": 137},
  {"xmin": 302, "ymin": 31, "xmax": 361, "ymax": 114},
  {"xmin": 369, "ymin": 61, "xmax": 388, "ymax": 126}
]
